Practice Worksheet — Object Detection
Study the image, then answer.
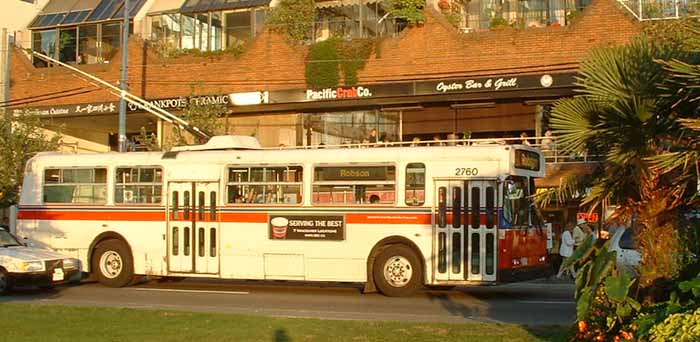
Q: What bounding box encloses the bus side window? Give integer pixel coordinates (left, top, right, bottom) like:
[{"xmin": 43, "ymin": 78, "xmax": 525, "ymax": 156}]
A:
[
  {"xmin": 172, "ymin": 191, "xmax": 179, "ymax": 220},
  {"xmin": 405, "ymin": 163, "xmax": 425, "ymax": 206},
  {"xmin": 183, "ymin": 191, "xmax": 190, "ymax": 220},
  {"xmin": 198, "ymin": 191, "xmax": 205, "ymax": 220}
]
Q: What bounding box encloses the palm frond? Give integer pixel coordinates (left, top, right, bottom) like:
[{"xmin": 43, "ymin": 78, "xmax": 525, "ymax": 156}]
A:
[{"xmin": 679, "ymin": 118, "xmax": 700, "ymax": 131}]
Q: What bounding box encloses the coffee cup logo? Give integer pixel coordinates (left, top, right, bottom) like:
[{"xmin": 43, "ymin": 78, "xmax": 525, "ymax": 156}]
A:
[{"xmin": 271, "ymin": 217, "xmax": 289, "ymax": 239}]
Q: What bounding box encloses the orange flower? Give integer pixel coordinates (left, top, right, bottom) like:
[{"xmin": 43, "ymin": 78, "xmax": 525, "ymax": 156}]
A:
[
  {"xmin": 621, "ymin": 331, "xmax": 634, "ymax": 340},
  {"xmin": 614, "ymin": 336, "xmax": 621, "ymax": 342},
  {"xmin": 578, "ymin": 320, "xmax": 588, "ymax": 333}
]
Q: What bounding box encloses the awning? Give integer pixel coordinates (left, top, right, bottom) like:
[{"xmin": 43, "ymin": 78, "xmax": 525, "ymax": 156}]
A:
[
  {"xmin": 147, "ymin": 0, "xmax": 186, "ymax": 14},
  {"xmin": 29, "ymin": 0, "xmax": 147, "ymax": 29},
  {"xmin": 535, "ymin": 163, "xmax": 598, "ymax": 188},
  {"xmin": 315, "ymin": 0, "xmax": 381, "ymax": 8},
  {"xmin": 180, "ymin": 0, "xmax": 271, "ymax": 13}
]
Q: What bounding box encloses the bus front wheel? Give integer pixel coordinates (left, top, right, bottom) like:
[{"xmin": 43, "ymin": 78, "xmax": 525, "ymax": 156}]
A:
[
  {"xmin": 92, "ymin": 239, "xmax": 134, "ymax": 288},
  {"xmin": 373, "ymin": 245, "xmax": 422, "ymax": 297}
]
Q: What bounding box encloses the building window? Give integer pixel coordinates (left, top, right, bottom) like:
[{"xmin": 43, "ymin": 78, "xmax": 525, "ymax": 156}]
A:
[
  {"xmin": 59, "ymin": 28, "xmax": 77, "ymax": 63},
  {"xmin": 32, "ymin": 30, "xmax": 57, "ymax": 67},
  {"xmin": 43, "ymin": 168, "xmax": 108, "ymax": 204},
  {"xmin": 463, "ymin": 0, "xmax": 591, "ymax": 31},
  {"xmin": 32, "ymin": 22, "xmax": 125, "ymax": 67},
  {"xmin": 303, "ymin": 111, "xmax": 399, "ymax": 146},
  {"xmin": 312, "ymin": 165, "xmax": 396, "ymax": 205},
  {"xmin": 314, "ymin": 2, "xmax": 392, "ymax": 40},
  {"xmin": 78, "ymin": 24, "xmax": 99, "ymax": 64},
  {"xmin": 224, "ymin": 10, "xmax": 253, "ymax": 49},
  {"xmin": 226, "ymin": 166, "xmax": 303, "ymax": 205},
  {"xmin": 115, "ymin": 167, "xmax": 164, "ymax": 204},
  {"xmin": 101, "ymin": 23, "xmax": 122, "ymax": 61}
]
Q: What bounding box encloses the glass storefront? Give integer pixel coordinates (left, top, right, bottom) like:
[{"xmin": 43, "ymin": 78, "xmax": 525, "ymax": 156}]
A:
[{"xmin": 301, "ymin": 111, "xmax": 399, "ymax": 146}]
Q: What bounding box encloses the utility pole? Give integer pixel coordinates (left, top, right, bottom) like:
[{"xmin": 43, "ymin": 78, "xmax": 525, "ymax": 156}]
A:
[
  {"xmin": 1, "ymin": 28, "xmax": 9, "ymax": 122},
  {"xmin": 118, "ymin": 0, "xmax": 130, "ymax": 152}
]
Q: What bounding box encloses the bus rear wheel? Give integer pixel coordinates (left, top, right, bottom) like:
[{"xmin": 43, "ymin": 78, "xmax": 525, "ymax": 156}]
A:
[
  {"xmin": 373, "ymin": 245, "xmax": 422, "ymax": 297},
  {"xmin": 92, "ymin": 239, "xmax": 134, "ymax": 288}
]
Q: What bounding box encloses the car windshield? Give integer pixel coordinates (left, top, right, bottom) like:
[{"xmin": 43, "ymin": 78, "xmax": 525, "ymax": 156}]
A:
[{"xmin": 0, "ymin": 229, "xmax": 22, "ymax": 247}]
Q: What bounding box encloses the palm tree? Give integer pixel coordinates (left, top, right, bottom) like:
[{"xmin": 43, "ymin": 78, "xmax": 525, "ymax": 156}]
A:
[{"xmin": 546, "ymin": 20, "xmax": 700, "ymax": 286}]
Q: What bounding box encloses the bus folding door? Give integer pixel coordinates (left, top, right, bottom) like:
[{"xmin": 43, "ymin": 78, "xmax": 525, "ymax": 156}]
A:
[{"xmin": 167, "ymin": 182, "xmax": 220, "ymax": 275}]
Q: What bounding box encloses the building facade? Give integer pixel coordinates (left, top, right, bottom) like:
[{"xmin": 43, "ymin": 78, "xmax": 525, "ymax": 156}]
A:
[{"xmin": 9, "ymin": 0, "xmax": 650, "ymax": 152}]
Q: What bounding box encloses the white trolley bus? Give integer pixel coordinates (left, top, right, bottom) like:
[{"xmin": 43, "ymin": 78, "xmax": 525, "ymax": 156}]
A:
[{"xmin": 16, "ymin": 136, "xmax": 548, "ymax": 296}]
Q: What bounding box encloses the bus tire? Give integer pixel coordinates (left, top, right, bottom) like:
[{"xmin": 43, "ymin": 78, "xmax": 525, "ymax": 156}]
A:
[
  {"xmin": 0, "ymin": 267, "xmax": 11, "ymax": 295},
  {"xmin": 373, "ymin": 245, "xmax": 422, "ymax": 297},
  {"xmin": 92, "ymin": 239, "xmax": 134, "ymax": 288}
]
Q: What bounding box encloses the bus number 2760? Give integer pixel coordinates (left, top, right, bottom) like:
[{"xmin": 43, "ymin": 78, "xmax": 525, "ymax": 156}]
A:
[{"xmin": 455, "ymin": 168, "xmax": 479, "ymax": 176}]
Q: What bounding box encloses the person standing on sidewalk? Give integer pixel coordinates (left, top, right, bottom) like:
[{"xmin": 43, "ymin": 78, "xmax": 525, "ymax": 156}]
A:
[
  {"xmin": 573, "ymin": 219, "xmax": 587, "ymax": 250},
  {"xmin": 557, "ymin": 225, "xmax": 577, "ymax": 279}
]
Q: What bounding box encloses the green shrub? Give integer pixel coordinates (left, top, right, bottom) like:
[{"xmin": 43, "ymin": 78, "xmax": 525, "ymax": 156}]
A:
[
  {"xmin": 305, "ymin": 38, "xmax": 341, "ymax": 88},
  {"xmin": 386, "ymin": 0, "xmax": 425, "ymax": 25},
  {"xmin": 489, "ymin": 16, "xmax": 509, "ymax": 29},
  {"xmin": 266, "ymin": 0, "xmax": 315, "ymax": 43},
  {"xmin": 650, "ymin": 308, "xmax": 700, "ymax": 342}
]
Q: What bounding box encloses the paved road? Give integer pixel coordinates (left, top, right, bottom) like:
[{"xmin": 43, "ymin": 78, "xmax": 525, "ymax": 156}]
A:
[{"xmin": 1, "ymin": 279, "xmax": 575, "ymax": 325}]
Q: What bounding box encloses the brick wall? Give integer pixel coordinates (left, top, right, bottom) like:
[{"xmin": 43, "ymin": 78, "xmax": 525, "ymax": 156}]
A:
[{"xmin": 9, "ymin": 0, "xmax": 643, "ymax": 109}]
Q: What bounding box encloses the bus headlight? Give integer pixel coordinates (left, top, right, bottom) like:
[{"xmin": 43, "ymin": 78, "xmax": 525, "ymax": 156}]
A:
[
  {"xmin": 22, "ymin": 261, "xmax": 45, "ymax": 272},
  {"xmin": 539, "ymin": 256, "xmax": 546, "ymax": 263},
  {"xmin": 63, "ymin": 258, "xmax": 78, "ymax": 270}
]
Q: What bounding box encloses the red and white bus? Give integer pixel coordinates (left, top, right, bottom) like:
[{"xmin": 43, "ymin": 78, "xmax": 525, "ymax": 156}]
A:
[{"xmin": 15, "ymin": 136, "xmax": 548, "ymax": 296}]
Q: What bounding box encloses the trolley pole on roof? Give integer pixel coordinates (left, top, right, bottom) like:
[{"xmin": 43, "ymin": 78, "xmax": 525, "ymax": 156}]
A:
[{"xmin": 118, "ymin": 0, "xmax": 130, "ymax": 152}]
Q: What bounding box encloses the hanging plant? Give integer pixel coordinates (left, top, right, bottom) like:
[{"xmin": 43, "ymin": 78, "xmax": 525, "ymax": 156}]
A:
[
  {"xmin": 387, "ymin": 0, "xmax": 426, "ymax": 25},
  {"xmin": 306, "ymin": 38, "xmax": 341, "ymax": 88},
  {"xmin": 305, "ymin": 38, "xmax": 377, "ymax": 88},
  {"xmin": 266, "ymin": 0, "xmax": 315, "ymax": 44}
]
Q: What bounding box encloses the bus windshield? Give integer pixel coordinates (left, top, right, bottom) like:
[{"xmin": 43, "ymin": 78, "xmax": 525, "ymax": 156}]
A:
[{"xmin": 503, "ymin": 176, "xmax": 529, "ymax": 227}]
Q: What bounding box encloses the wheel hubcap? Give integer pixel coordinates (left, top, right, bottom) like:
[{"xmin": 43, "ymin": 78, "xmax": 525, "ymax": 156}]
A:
[
  {"xmin": 99, "ymin": 251, "xmax": 123, "ymax": 279},
  {"xmin": 383, "ymin": 256, "xmax": 413, "ymax": 288}
]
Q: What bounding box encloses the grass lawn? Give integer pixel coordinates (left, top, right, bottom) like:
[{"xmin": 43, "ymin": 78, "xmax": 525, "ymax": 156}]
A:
[{"xmin": 0, "ymin": 304, "xmax": 569, "ymax": 342}]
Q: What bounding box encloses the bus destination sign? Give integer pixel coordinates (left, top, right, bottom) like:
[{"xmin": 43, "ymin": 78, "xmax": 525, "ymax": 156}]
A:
[
  {"xmin": 514, "ymin": 150, "xmax": 541, "ymax": 171},
  {"xmin": 269, "ymin": 215, "xmax": 345, "ymax": 241},
  {"xmin": 315, "ymin": 166, "xmax": 389, "ymax": 181}
]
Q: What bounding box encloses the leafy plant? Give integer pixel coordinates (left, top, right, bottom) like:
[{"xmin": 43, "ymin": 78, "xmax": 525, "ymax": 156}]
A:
[
  {"xmin": 442, "ymin": 10, "xmax": 462, "ymax": 29},
  {"xmin": 266, "ymin": 0, "xmax": 315, "ymax": 43},
  {"xmin": 489, "ymin": 16, "xmax": 509, "ymax": 29},
  {"xmin": 546, "ymin": 23, "xmax": 700, "ymax": 287},
  {"xmin": 0, "ymin": 113, "xmax": 62, "ymax": 207},
  {"xmin": 305, "ymin": 38, "xmax": 375, "ymax": 87},
  {"xmin": 566, "ymin": 10, "xmax": 582, "ymax": 24},
  {"xmin": 305, "ymin": 38, "xmax": 341, "ymax": 88},
  {"xmin": 630, "ymin": 276, "xmax": 700, "ymax": 340},
  {"xmin": 386, "ymin": 0, "xmax": 425, "ymax": 25},
  {"xmin": 567, "ymin": 237, "xmax": 641, "ymax": 341}
]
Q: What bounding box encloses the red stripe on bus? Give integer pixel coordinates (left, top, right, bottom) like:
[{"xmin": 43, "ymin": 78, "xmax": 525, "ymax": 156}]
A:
[
  {"xmin": 346, "ymin": 213, "xmax": 432, "ymax": 225},
  {"xmin": 218, "ymin": 212, "xmax": 268, "ymax": 223},
  {"xmin": 17, "ymin": 210, "xmax": 165, "ymax": 221}
]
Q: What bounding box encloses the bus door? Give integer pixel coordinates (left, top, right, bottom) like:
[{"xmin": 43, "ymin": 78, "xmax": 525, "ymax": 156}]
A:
[
  {"xmin": 465, "ymin": 180, "xmax": 498, "ymax": 282},
  {"xmin": 433, "ymin": 180, "xmax": 466, "ymax": 281},
  {"xmin": 167, "ymin": 181, "xmax": 220, "ymax": 274},
  {"xmin": 433, "ymin": 179, "xmax": 497, "ymax": 282}
]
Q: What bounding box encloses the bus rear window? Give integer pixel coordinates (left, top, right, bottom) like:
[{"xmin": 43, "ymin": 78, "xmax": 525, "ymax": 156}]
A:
[
  {"xmin": 313, "ymin": 165, "xmax": 395, "ymax": 205},
  {"xmin": 43, "ymin": 168, "xmax": 107, "ymax": 204}
]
